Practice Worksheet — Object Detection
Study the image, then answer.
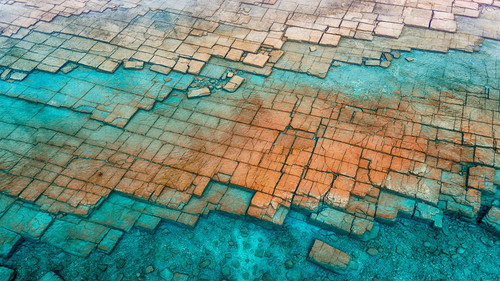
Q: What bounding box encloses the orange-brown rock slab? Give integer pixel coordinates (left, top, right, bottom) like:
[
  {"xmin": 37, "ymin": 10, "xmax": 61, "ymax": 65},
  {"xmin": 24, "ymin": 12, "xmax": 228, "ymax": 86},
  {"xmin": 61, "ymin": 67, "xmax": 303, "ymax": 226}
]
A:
[{"xmin": 308, "ymin": 240, "xmax": 352, "ymax": 274}]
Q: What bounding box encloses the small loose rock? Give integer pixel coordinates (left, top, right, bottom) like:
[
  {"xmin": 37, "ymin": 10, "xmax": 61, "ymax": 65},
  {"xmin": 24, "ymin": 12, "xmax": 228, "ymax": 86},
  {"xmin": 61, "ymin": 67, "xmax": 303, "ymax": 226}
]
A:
[
  {"xmin": 284, "ymin": 260, "xmax": 294, "ymax": 269},
  {"xmin": 367, "ymin": 248, "xmax": 379, "ymax": 256},
  {"xmin": 199, "ymin": 259, "xmax": 211, "ymax": 268}
]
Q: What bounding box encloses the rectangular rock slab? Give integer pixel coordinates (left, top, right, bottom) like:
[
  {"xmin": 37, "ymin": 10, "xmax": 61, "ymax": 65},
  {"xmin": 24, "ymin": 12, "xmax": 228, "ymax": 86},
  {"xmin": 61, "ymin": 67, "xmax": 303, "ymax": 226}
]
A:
[
  {"xmin": 41, "ymin": 219, "xmax": 108, "ymax": 257},
  {"xmin": 150, "ymin": 64, "xmax": 171, "ymax": 75},
  {"xmin": 414, "ymin": 202, "xmax": 444, "ymax": 229},
  {"xmin": 481, "ymin": 206, "xmax": 500, "ymax": 235},
  {"xmin": 308, "ymin": 240, "xmax": 351, "ymax": 274},
  {"xmin": 123, "ymin": 60, "xmax": 144, "ymax": 69},
  {"xmin": 89, "ymin": 201, "xmax": 141, "ymax": 231},
  {"xmin": 309, "ymin": 208, "xmax": 354, "ymax": 235},
  {"xmin": 243, "ymin": 53, "xmax": 269, "ymax": 68},
  {"xmin": 60, "ymin": 63, "xmax": 78, "ymax": 74},
  {"xmin": 135, "ymin": 214, "xmax": 161, "ymax": 230},
  {"xmin": 0, "ymin": 69, "xmax": 11, "ymax": 80},
  {"xmin": 223, "ymin": 75, "xmax": 244, "ymax": 92},
  {"xmin": 9, "ymin": 72, "xmax": 27, "ymax": 81},
  {"xmin": 217, "ymin": 187, "xmax": 254, "ymax": 216},
  {"xmin": 0, "ymin": 228, "xmax": 21, "ymax": 258},
  {"xmin": 98, "ymin": 229, "xmax": 123, "ymax": 254},
  {"xmin": 0, "ymin": 204, "xmax": 53, "ymax": 239},
  {"xmin": 39, "ymin": 271, "xmax": 64, "ymax": 281},
  {"xmin": 188, "ymin": 87, "xmax": 210, "ymax": 98},
  {"xmin": 98, "ymin": 60, "xmax": 119, "ymax": 73},
  {"xmin": 375, "ymin": 191, "xmax": 415, "ymax": 224}
]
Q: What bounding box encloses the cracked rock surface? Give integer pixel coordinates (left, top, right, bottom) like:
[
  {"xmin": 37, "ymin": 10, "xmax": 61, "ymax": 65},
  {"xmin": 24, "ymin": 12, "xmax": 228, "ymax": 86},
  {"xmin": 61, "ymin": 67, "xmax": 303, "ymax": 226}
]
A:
[{"xmin": 0, "ymin": 0, "xmax": 499, "ymax": 280}]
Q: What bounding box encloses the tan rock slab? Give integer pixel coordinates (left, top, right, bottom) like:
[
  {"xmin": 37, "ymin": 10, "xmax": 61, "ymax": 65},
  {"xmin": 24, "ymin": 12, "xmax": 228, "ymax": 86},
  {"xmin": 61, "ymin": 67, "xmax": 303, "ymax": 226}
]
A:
[
  {"xmin": 188, "ymin": 87, "xmax": 210, "ymax": 99},
  {"xmin": 285, "ymin": 27, "xmax": 323, "ymax": 43},
  {"xmin": 243, "ymin": 53, "xmax": 269, "ymax": 68},
  {"xmin": 225, "ymin": 48, "xmax": 244, "ymax": 61},
  {"xmin": 98, "ymin": 60, "xmax": 119, "ymax": 73},
  {"xmin": 150, "ymin": 64, "xmax": 171, "ymax": 75},
  {"xmin": 319, "ymin": 34, "xmax": 341, "ymax": 46},
  {"xmin": 308, "ymin": 240, "xmax": 351, "ymax": 274},
  {"xmin": 430, "ymin": 19, "xmax": 457, "ymax": 32},
  {"xmin": 374, "ymin": 22, "xmax": 404, "ymax": 38},
  {"xmin": 123, "ymin": 60, "xmax": 144, "ymax": 69},
  {"xmin": 365, "ymin": 59, "xmax": 380, "ymax": 66}
]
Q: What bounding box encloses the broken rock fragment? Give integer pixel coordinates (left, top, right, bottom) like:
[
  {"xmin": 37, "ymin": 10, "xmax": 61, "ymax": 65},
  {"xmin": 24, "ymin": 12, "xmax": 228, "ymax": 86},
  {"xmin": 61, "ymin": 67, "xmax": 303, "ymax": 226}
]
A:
[
  {"xmin": 308, "ymin": 240, "xmax": 352, "ymax": 274},
  {"xmin": 223, "ymin": 75, "xmax": 244, "ymax": 92},
  {"xmin": 188, "ymin": 87, "xmax": 210, "ymax": 99},
  {"xmin": 481, "ymin": 206, "xmax": 500, "ymax": 235}
]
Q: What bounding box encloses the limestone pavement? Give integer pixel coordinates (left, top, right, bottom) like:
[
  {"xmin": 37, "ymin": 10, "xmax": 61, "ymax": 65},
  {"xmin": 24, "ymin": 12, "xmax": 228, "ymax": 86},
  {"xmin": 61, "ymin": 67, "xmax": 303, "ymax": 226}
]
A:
[{"xmin": 0, "ymin": 0, "xmax": 499, "ymax": 274}]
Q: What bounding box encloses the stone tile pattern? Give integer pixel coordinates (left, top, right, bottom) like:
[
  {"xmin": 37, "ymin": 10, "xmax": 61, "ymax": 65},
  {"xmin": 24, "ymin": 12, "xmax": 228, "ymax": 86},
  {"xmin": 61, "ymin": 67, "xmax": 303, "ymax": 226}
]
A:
[
  {"xmin": 0, "ymin": 55, "xmax": 499, "ymax": 241},
  {"xmin": 0, "ymin": 183, "xmax": 254, "ymax": 257},
  {"xmin": 0, "ymin": 0, "xmax": 498, "ymax": 83},
  {"xmin": 0, "ymin": 0, "xmax": 499, "ymax": 258}
]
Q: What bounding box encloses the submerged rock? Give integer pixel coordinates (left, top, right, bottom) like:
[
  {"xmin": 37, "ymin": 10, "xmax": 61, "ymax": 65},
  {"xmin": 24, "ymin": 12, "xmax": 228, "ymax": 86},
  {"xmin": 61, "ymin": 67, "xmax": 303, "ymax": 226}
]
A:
[
  {"xmin": 223, "ymin": 75, "xmax": 244, "ymax": 92},
  {"xmin": 367, "ymin": 248, "xmax": 379, "ymax": 256},
  {"xmin": 221, "ymin": 266, "xmax": 231, "ymax": 276},
  {"xmin": 159, "ymin": 268, "xmax": 173, "ymax": 281},
  {"xmin": 199, "ymin": 259, "xmax": 211, "ymax": 268},
  {"xmin": 39, "ymin": 271, "xmax": 64, "ymax": 281},
  {"xmin": 481, "ymin": 206, "xmax": 500, "ymax": 235},
  {"xmin": 188, "ymin": 87, "xmax": 210, "ymax": 99},
  {"xmin": 145, "ymin": 265, "xmax": 154, "ymax": 273},
  {"xmin": 307, "ymin": 240, "xmax": 351, "ymax": 274},
  {"xmin": 0, "ymin": 267, "xmax": 14, "ymax": 281}
]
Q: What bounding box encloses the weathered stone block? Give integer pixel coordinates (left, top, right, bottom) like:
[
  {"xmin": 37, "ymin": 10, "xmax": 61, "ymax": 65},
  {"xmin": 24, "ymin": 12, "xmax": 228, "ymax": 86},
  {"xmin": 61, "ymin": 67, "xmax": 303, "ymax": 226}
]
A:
[
  {"xmin": 350, "ymin": 217, "xmax": 379, "ymax": 241},
  {"xmin": 39, "ymin": 271, "xmax": 64, "ymax": 281},
  {"xmin": 89, "ymin": 201, "xmax": 140, "ymax": 231},
  {"xmin": 481, "ymin": 206, "xmax": 500, "ymax": 235},
  {"xmin": 123, "ymin": 60, "xmax": 144, "ymax": 69},
  {"xmin": 135, "ymin": 214, "xmax": 161, "ymax": 231},
  {"xmin": 243, "ymin": 53, "xmax": 269, "ymax": 68},
  {"xmin": 98, "ymin": 229, "xmax": 123, "ymax": 254},
  {"xmin": 223, "ymin": 75, "xmax": 244, "ymax": 92},
  {"xmin": 375, "ymin": 192, "xmax": 415, "ymax": 223},
  {"xmin": 177, "ymin": 213, "xmax": 199, "ymax": 228},
  {"xmin": 218, "ymin": 187, "xmax": 253, "ymax": 216},
  {"xmin": 41, "ymin": 218, "xmax": 108, "ymax": 257},
  {"xmin": 309, "ymin": 208, "xmax": 354, "ymax": 235},
  {"xmin": 187, "ymin": 87, "xmax": 210, "ymax": 99},
  {"xmin": 308, "ymin": 240, "xmax": 351, "ymax": 274},
  {"xmin": 247, "ymin": 193, "xmax": 289, "ymax": 226},
  {"xmin": 414, "ymin": 202, "xmax": 444, "ymax": 229},
  {"xmin": 0, "ymin": 194, "xmax": 14, "ymax": 213},
  {"xmin": 0, "ymin": 204, "xmax": 53, "ymax": 239}
]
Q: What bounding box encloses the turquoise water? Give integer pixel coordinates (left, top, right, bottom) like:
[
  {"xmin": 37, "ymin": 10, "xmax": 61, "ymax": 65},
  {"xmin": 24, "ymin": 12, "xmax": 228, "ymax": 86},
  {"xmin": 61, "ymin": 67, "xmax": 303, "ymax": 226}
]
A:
[{"xmin": 1, "ymin": 40, "xmax": 498, "ymax": 122}]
